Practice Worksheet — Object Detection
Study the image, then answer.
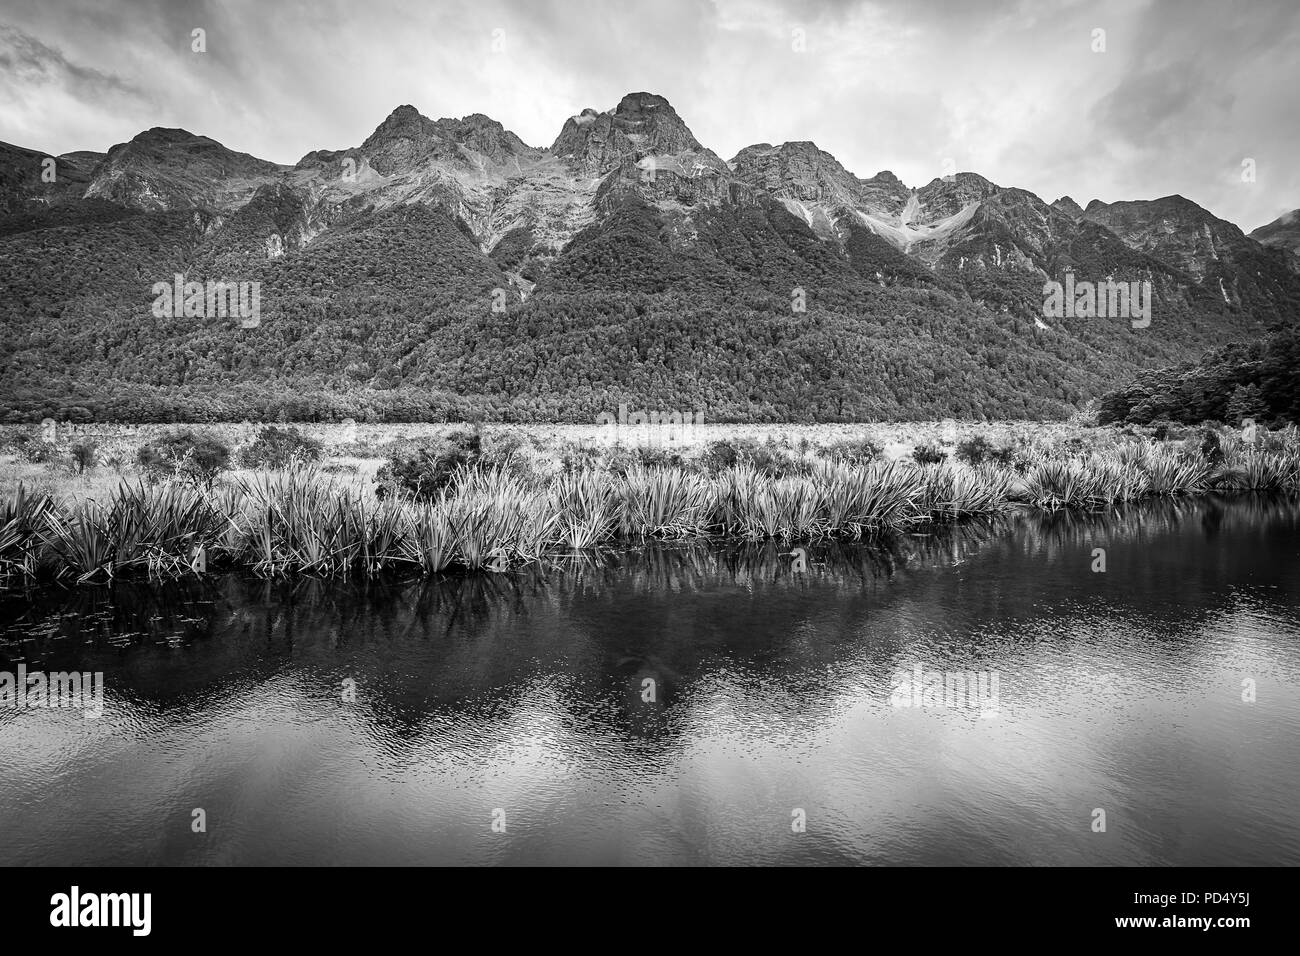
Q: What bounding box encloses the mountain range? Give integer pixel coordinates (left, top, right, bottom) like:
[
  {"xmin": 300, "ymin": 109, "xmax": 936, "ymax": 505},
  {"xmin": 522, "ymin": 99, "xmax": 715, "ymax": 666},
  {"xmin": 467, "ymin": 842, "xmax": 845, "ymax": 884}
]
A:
[{"xmin": 2, "ymin": 91, "xmax": 1297, "ymax": 423}]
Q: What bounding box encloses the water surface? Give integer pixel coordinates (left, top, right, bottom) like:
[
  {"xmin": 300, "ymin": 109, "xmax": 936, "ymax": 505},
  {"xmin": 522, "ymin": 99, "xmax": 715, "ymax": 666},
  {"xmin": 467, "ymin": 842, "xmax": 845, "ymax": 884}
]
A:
[{"xmin": 2, "ymin": 495, "xmax": 1298, "ymax": 865}]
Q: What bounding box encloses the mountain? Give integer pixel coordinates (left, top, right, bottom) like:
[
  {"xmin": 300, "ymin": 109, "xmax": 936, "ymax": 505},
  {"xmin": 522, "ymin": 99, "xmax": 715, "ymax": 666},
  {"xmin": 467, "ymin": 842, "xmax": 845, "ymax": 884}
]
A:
[
  {"xmin": 0, "ymin": 141, "xmax": 103, "ymax": 215},
  {"xmin": 1082, "ymin": 195, "xmax": 1300, "ymax": 320},
  {"xmin": 83, "ymin": 127, "xmax": 285, "ymax": 212},
  {"xmin": 1095, "ymin": 203, "xmax": 1300, "ymax": 427},
  {"xmin": 1, "ymin": 92, "xmax": 1296, "ymax": 424},
  {"xmin": 720, "ymin": 153, "xmax": 1245, "ymax": 324},
  {"xmin": 1251, "ymin": 209, "xmax": 1300, "ymax": 270}
]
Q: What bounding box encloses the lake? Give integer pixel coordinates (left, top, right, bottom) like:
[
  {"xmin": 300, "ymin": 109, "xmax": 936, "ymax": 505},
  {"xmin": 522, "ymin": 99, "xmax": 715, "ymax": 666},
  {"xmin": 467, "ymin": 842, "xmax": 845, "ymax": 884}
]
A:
[{"xmin": 2, "ymin": 494, "xmax": 1298, "ymax": 865}]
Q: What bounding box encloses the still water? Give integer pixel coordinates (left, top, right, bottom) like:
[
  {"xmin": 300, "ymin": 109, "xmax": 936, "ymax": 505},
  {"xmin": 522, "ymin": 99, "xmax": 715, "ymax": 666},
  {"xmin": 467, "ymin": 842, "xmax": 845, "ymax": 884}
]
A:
[{"xmin": 2, "ymin": 495, "xmax": 1299, "ymax": 866}]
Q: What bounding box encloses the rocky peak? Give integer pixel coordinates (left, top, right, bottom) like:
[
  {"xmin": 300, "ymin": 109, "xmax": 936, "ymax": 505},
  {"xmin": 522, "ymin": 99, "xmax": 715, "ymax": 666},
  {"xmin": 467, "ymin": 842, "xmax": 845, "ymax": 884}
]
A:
[
  {"xmin": 84, "ymin": 127, "xmax": 282, "ymax": 211},
  {"xmin": 105, "ymin": 128, "xmax": 259, "ymax": 168},
  {"xmin": 919, "ymin": 171, "xmax": 998, "ymax": 195},
  {"xmin": 609, "ymin": 92, "xmax": 699, "ymax": 148},
  {"xmin": 132, "ymin": 126, "xmax": 205, "ymax": 144},
  {"xmin": 434, "ymin": 114, "xmax": 538, "ymax": 165},
  {"xmin": 914, "ymin": 171, "xmax": 1000, "ymax": 223},
  {"xmin": 377, "ymin": 105, "xmax": 424, "ymax": 128},
  {"xmin": 294, "ymin": 148, "xmax": 344, "ymax": 170},
  {"xmin": 1083, "ymin": 195, "xmax": 1256, "ymax": 280},
  {"xmin": 1084, "ymin": 194, "xmax": 1235, "ymax": 237},
  {"xmin": 1052, "ymin": 195, "xmax": 1084, "ymax": 219},
  {"xmin": 550, "ymin": 91, "xmax": 725, "ymax": 177},
  {"xmin": 730, "ymin": 141, "xmax": 859, "ymax": 204},
  {"xmin": 858, "ymin": 169, "xmax": 912, "ymax": 215},
  {"xmin": 350, "ymin": 106, "xmax": 541, "ymax": 177},
  {"xmin": 359, "ymin": 105, "xmax": 445, "ymax": 173}
]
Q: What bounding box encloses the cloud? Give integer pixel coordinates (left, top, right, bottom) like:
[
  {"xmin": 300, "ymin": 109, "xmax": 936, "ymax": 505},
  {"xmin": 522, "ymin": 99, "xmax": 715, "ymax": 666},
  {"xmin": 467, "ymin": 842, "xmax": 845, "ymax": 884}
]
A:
[
  {"xmin": 0, "ymin": 25, "xmax": 140, "ymax": 97},
  {"xmin": 0, "ymin": 24, "xmax": 156, "ymax": 152},
  {"xmin": 0, "ymin": 0, "xmax": 1295, "ymax": 229}
]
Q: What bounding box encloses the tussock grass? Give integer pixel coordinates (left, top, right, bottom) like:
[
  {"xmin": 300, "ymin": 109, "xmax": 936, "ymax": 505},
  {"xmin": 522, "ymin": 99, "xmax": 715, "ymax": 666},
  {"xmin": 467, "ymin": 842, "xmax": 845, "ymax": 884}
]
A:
[
  {"xmin": 1212, "ymin": 448, "xmax": 1300, "ymax": 492},
  {"xmin": 3, "ymin": 428, "xmax": 1299, "ymax": 585}
]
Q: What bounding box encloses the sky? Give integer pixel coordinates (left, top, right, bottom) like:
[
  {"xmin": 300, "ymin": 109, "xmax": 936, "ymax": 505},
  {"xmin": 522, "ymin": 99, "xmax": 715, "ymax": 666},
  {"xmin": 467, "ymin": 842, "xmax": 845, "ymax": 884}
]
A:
[{"xmin": 1, "ymin": 0, "xmax": 1296, "ymax": 231}]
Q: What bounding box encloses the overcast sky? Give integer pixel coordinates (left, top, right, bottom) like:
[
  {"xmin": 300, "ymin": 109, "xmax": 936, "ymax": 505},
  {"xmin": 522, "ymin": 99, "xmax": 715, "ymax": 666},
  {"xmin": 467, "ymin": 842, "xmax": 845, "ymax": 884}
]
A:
[{"xmin": 1, "ymin": 0, "xmax": 1296, "ymax": 231}]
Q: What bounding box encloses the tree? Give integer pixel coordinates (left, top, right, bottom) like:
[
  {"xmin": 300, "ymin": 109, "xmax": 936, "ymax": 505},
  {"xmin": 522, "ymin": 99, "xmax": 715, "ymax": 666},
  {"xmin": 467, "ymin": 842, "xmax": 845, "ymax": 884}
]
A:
[{"xmin": 1225, "ymin": 383, "xmax": 1267, "ymax": 425}]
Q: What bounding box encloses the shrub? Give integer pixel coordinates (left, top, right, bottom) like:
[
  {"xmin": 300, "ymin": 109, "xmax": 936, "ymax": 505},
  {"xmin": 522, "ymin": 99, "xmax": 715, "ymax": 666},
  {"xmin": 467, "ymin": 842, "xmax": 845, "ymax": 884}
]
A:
[
  {"xmin": 1060, "ymin": 435, "xmax": 1088, "ymax": 455},
  {"xmin": 1199, "ymin": 428, "xmax": 1224, "ymax": 467},
  {"xmin": 633, "ymin": 445, "xmax": 685, "ymax": 469},
  {"xmin": 342, "ymin": 439, "xmax": 387, "ymax": 459},
  {"xmin": 237, "ymin": 426, "xmax": 324, "ymax": 469},
  {"xmin": 375, "ymin": 428, "xmax": 481, "ymax": 501},
  {"xmin": 559, "ymin": 444, "xmax": 603, "ymax": 475},
  {"xmin": 1261, "ymin": 426, "xmax": 1298, "ymax": 455},
  {"xmin": 698, "ymin": 439, "xmax": 743, "ymax": 473},
  {"xmin": 954, "ymin": 435, "xmax": 994, "ymax": 465},
  {"xmin": 744, "ymin": 442, "xmax": 801, "ymax": 477},
  {"xmin": 70, "ymin": 440, "xmax": 99, "ymax": 475},
  {"xmin": 480, "ymin": 433, "xmax": 550, "ymax": 484},
  {"xmin": 820, "ymin": 438, "xmax": 882, "ymax": 462},
  {"xmin": 691, "ymin": 438, "xmax": 800, "ymax": 476},
  {"xmin": 137, "ymin": 430, "xmax": 231, "ymax": 487},
  {"xmin": 1149, "ymin": 420, "xmax": 1189, "ymax": 442},
  {"xmin": 912, "ymin": 443, "xmax": 947, "ymax": 465},
  {"xmin": 601, "ymin": 446, "xmax": 643, "ymax": 477},
  {"xmin": 480, "ymin": 430, "xmax": 526, "ymax": 466},
  {"xmin": 11, "ymin": 433, "xmax": 56, "ymax": 464},
  {"xmin": 986, "ymin": 444, "xmax": 1020, "ymax": 468}
]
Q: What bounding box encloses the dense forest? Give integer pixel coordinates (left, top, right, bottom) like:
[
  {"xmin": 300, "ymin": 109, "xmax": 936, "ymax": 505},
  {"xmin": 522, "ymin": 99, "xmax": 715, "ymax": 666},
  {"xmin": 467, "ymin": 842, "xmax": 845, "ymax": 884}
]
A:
[
  {"xmin": 0, "ymin": 191, "xmax": 1276, "ymax": 423},
  {"xmin": 1098, "ymin": 326, "xmax": 1300, "ymax": 427}
]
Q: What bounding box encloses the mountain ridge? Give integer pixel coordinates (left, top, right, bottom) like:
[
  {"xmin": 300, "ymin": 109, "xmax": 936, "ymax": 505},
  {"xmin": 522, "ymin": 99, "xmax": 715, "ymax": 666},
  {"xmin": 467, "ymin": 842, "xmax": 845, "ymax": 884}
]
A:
[{"xmin": 1, "ymin": 91, "xmax": 1296, "ymax": 423}]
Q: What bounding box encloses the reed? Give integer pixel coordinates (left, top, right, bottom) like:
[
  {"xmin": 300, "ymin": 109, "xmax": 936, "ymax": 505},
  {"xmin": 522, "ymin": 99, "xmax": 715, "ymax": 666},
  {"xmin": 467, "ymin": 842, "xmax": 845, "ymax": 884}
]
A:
[
  {"xmin": 616, "ymin": 465, "xmax": 715, "ymax": 537},
  {"xmin": 739, "ymin": 477, "xmax": 821, "ymax": 539},
  {"xmin": 234, "ymin": 469, "xmax": 365, "ymax": 575},
  {"xmin": 1021, "ymin": 447, "xmax": 1210, "ymax": 508},
  {"xmin": 0, "ymin": 486, "xmax": 53, "ymax": 582},
  {"xmin": 443, "ymin": 465, "xmax": 557, "ymax": 568},
  {"xmin": 4, "ymin": 433, "xmax": 1299, "ymax": 585},
  {"xmin": 921, "ymin": 464, "xmax": 1015, "ymax": 518},
  {"xmin": 399, "ymin": 500, "xmax": 455, "ymax": 573},
  {"xmin": 37, "ymin": 482, "xmax": 223, "ymax": 581},
  {"xmin": 1141, "ymin": 446, "xmax": 1212, "ymax": 496},
  {"xmin": 549, "ymin": 469, "xmax": 617, "ymax": 549},
  {"xmin": 1213, "ymin": 448, "xmax": 1300, "ymax": 492},
  {"xmin": 814, "ymin": 460, "xmax": 927, "ymax": 533}
]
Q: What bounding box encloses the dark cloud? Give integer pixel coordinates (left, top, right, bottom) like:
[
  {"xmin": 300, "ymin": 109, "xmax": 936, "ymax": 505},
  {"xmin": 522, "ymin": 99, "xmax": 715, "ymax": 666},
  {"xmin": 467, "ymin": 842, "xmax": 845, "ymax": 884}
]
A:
[{"xmin": 0, "ymin": 25, "xmax": 142, "ymax": 99}]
